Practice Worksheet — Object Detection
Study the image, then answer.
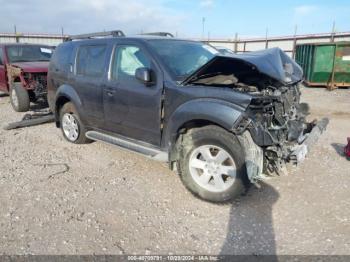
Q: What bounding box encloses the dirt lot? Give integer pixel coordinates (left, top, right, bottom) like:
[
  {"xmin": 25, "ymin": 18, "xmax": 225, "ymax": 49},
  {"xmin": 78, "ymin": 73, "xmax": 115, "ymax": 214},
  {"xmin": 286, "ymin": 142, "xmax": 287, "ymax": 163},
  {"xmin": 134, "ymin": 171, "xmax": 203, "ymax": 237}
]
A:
[{"xmin": 0, "ymin": 87, "xmax": 349, "ymax": 255}]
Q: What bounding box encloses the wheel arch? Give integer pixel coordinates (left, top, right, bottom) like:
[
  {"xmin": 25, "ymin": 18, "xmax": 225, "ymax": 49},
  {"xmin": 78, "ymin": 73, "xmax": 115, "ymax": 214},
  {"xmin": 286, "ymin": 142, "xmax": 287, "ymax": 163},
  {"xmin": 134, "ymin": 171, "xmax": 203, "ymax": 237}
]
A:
[
  {"xmin": 164, "ymin": 99, "xmax": 244, "ymax": 166},
  {"xmin": 54, "ymin": 85, "xmax": 83, "ymax": 127}
]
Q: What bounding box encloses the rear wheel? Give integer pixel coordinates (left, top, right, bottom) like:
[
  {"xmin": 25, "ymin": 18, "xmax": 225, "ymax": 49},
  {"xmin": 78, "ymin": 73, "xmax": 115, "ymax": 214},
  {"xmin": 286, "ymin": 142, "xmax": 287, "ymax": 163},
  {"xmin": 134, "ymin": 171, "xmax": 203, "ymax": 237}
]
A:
[
  {"xmin": 178, "ymin": 125, "xmax": 249, "ymax": 203},
  {"xmin": 10, "ymin": 83, "xmax": 30, "ymax": 112},
  {"xmin": 59, "ymin": 102, "xmax": 91, "ymax": 144}
]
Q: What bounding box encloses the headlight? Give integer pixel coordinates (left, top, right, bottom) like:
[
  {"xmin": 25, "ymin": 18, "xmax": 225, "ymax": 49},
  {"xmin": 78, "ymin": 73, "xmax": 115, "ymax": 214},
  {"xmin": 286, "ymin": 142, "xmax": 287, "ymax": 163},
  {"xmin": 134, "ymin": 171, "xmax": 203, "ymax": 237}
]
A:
[{"xmin": 283, "ymin": 63, "xmax": 293, "ymax": 82}]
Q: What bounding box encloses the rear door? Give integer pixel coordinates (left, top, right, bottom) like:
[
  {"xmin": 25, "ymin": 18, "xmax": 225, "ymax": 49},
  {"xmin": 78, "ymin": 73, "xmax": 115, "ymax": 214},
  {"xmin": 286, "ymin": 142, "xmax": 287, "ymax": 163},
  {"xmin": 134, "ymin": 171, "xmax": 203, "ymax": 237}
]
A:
[
  {"xmin": 0, "ymin": 47, "xmax": 7, "ymax": 92},
  {"xmin": 73, "ymin": 44, "xmax": 109, "ymax": 127},
  {"xmin": 103, "ymin": 43, "xmax": 163, "ymax": 146}
]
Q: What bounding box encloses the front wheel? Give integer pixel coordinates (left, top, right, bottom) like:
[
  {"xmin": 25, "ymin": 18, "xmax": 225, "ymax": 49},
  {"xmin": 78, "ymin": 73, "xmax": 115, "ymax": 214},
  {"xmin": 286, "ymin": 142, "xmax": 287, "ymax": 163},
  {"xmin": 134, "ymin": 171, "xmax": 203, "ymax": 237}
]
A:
[
  {"xmin": 10, "ymin": 83, "xmax": 30, "ymax": 112},
  {"xmin": 178, "ymin": 125, "xmax": 249, "ymax": 203}
]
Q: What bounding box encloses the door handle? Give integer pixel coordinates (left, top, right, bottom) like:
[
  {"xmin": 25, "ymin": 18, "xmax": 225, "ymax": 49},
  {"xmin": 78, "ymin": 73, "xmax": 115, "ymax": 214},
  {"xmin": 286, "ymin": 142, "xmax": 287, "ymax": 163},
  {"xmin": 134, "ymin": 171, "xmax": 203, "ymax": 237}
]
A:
[{"xmin": 106, "ymin": 90, "xmax": 115, "ymax": 97}]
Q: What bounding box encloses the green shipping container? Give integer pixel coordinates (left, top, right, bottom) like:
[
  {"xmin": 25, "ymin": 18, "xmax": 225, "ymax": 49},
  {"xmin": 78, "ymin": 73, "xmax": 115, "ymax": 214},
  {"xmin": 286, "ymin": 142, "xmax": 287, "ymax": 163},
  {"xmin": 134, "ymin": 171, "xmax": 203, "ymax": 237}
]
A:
[{"xmin": 295, "ymin": 42, "xmax": 350, "ymax": 89}]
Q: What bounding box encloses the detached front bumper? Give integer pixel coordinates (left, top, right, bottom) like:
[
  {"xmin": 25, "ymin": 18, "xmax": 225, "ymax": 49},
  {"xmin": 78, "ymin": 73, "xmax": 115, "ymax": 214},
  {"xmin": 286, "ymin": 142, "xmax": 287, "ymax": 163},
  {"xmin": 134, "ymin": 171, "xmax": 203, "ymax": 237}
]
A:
[
  {"xmin": 289, "ymin": 118, "xmax": 329, "ymax": 163},
  {"xmin": 239, "ymin": 118, "xmax": 329, "ymax": 183}
]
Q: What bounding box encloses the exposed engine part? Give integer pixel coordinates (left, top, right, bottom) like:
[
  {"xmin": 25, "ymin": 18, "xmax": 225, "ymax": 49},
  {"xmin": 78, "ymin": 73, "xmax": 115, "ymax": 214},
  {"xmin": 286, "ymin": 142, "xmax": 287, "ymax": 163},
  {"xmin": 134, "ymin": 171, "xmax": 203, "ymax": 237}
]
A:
[
  {"xmin": 24, "ymin": 73, "xmax": 48, "ymax": 98},
  {"xmin": 32, "ymin": 74, "xmax": 48, "ymax": 98},
  {"xmin": 231, "ymin": 82, "xmax": 329, "ymax": 177},
  {"xmin": 7, "ymin": 65, "xmax": 48, "ymax": 100}
]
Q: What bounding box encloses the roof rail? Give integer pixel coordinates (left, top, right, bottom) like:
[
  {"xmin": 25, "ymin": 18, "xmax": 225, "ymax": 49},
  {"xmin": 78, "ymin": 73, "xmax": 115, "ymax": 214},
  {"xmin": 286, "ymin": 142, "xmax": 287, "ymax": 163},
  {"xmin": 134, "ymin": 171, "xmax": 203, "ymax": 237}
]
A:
[
  {"xmin": 68, "ymin": 30, "xmax": 125, "ymax": 41},
  {"xmin": 141, "ymin": 32, "xmax": 174, "ymax": 38}
]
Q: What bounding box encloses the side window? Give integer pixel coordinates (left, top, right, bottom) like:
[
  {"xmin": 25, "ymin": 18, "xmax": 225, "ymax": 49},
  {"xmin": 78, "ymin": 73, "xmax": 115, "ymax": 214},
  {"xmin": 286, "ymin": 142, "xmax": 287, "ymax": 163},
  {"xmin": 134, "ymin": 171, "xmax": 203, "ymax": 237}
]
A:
[
  {"xmin": 0, "ymin": 48, "xmax": 3, "ymax": 65},
  {"xmin": 76, "ymin": 45, "xmax": 107, "ymax": 77},
  {"xmin": 52, "ymin": 44, "xmax": 73, "ymax": 72},
  {"xmin": 111, "ymin": 45, "xmax": 151, "ymax": 80}
]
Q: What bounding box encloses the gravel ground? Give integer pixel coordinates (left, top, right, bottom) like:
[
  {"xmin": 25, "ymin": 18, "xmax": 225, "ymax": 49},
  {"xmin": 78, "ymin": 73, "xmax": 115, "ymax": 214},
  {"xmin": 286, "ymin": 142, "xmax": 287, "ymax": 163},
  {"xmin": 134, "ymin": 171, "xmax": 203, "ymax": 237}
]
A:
[{"xmin": 0, "ymin": 87, "xmax": 349, "ymax": 255}]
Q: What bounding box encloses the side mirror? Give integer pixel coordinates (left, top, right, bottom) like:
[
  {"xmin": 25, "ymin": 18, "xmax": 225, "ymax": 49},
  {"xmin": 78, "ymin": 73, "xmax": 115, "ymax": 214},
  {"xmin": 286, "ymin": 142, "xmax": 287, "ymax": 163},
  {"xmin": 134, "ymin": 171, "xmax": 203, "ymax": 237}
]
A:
[{"xmin": 135, "ymin": 67, "xmax": 153, "ymax": 85}]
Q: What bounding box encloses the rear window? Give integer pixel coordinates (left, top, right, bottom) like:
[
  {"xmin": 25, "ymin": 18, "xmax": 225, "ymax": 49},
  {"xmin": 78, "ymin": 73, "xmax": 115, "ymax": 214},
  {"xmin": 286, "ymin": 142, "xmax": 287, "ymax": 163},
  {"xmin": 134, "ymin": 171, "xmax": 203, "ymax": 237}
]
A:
[{"xmin": 76, "ymin": 45, "xmax": 107, "ymax": 77}]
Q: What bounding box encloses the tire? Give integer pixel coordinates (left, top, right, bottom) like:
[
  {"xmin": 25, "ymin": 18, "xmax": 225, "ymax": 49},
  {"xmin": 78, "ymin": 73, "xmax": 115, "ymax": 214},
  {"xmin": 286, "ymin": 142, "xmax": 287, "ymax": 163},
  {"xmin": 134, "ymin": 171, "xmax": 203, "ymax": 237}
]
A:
[
  {"xmin": 178, "ymin": 125, "xmax": 249, "ymax": 203},
  {"xmin": 59, "ymin": 102, "xmax": 91, "ymax": 144},
  {"xmin": 10, "ymin": 83, "xmax": 30, "ymax": 112}
]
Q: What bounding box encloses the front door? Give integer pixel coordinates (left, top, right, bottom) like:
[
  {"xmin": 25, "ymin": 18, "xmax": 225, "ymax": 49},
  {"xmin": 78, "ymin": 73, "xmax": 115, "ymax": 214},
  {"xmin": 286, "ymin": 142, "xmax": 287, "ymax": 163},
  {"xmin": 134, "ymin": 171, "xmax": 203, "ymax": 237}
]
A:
[
  {"xmin": 0, "ymin": 47, "xmax": 7, "ymax": 92},
  {"xmin": 103, "ymin": 44, "xmax": 163, "ymax": 146}
]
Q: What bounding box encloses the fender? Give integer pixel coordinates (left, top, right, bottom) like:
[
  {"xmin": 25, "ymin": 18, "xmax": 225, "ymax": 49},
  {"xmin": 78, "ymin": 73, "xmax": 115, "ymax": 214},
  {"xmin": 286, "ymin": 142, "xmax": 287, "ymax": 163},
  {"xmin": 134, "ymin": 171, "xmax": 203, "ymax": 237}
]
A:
[
  {"xmin": 162, "ymin": 98, "xmax": 245, "ymax": 150},
  {"xmin": 53, "ymin": 84, "xmax": 84, "ymax": 124}
]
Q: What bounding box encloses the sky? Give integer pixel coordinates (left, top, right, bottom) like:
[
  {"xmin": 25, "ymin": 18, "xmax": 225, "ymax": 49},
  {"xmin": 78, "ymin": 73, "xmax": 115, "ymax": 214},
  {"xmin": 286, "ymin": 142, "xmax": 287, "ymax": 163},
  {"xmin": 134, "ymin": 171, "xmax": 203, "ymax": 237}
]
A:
[{"xmin": 0, "ymin": 0, "xmax": 349, "ymax": 39}]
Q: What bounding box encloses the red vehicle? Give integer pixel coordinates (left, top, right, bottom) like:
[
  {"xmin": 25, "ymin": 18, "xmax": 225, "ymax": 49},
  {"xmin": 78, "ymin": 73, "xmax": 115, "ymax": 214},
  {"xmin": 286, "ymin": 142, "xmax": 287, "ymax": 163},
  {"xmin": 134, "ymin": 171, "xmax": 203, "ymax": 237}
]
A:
[
  {"xmin": 0, "ymin": 43, "xmax": 53, "ymax": 112},
  {"xmin": 345, "ymin": 138, "xmax": 350, "ymax": 158}
]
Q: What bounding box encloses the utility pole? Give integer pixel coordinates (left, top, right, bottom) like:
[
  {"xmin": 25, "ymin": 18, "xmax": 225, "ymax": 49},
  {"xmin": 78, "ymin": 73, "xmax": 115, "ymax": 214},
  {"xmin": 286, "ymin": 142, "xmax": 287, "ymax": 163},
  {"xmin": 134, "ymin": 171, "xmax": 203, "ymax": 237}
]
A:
[
  {"xmin": 292, "ymin": 25, "xmax": 298, "ymax": 58},
  {"xmin": 202, "ymin": 17, "xmax": 206, "ymax": 40},
  {"xmin": 61, "ymin": 27, "xmax": 65, "ymax": 42},
  {"xmin": 234, "ymin": 32, "xmax": 238, "ymax": 53},
  {"xmin": 331, "ymin": 21, "xmax": 336, "ymax": 42},
  {"xmin": 14, "ymin": 25, "xmax": 19, "ymax": 43},
  {"xmin": 265, "ymin": 27, "xmax": 269, "ymax": 49}
]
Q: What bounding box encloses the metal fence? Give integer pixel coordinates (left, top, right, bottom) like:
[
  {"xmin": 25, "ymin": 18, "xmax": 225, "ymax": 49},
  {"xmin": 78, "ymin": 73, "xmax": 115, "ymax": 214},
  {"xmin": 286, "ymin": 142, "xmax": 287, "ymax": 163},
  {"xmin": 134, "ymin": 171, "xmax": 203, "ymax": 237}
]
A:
[
  {"xmin": 0, "ymin": 33, "xmax": 67, "ymax": 46},
  {"xmin": 206, "ymin": 31, "xmax": 350, "ymax": 57},
  {"xmin": 1, "ymin": 31, "xmax": 350, "ymax": 58}
]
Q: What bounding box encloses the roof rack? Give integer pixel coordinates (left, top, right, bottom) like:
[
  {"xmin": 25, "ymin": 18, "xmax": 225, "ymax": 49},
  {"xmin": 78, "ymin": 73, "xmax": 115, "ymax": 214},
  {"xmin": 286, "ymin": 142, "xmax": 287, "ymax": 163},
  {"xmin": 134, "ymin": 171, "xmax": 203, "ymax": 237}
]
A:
[
  {"xmin": 141, "ymin": 32, "xmax": 174, "ymax": 38},
  {"xmin": 68, "ymin": 30, "xmax": 125, "ymax": 41}
]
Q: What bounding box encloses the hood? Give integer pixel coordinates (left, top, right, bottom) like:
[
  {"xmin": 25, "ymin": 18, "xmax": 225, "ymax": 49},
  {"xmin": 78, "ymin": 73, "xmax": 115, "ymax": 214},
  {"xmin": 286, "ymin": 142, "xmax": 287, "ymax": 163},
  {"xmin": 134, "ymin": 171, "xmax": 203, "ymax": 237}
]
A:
[
  {"xmin": 182, "ymin": 47, "xmax": 303, "ymax": 86},
  {"xmin": 11, "ymin": 61, "xmax": 49, "ymax": 73}
]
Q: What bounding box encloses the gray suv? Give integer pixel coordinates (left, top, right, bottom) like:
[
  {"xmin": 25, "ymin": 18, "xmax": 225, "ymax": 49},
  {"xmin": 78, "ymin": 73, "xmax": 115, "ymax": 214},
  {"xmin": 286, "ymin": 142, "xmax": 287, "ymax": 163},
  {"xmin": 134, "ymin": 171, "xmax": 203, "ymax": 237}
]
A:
[{"xmin": 47, "ymin": 31, "xmax": 327, "ymax": 203}]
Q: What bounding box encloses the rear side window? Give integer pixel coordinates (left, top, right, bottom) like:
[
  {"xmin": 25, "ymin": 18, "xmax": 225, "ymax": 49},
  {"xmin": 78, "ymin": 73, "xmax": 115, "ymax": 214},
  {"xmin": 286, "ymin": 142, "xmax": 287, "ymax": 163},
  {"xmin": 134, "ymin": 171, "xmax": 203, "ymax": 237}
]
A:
[
  {"xmin": 0, "ymin": 48, "xmax": 3, "ymax": 65},
  {"xmin": 51, "ymin": 43, "xmax": 73, "ymax": 72},
  {"xmin": 76, "ymin": 45, "xmax": 107, "ymax": 77}
]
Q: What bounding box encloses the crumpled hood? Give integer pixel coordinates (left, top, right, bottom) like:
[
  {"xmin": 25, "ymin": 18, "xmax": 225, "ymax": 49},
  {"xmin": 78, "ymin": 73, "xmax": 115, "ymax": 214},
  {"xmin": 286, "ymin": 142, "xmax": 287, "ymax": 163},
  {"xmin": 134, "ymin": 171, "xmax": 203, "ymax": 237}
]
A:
[
  {"xmin": 11, "ymin": 61, "xmax": 49, "ymax": 73},
  {"xmin": 183, "ymin": 47, "xmax": 303, "ymax": 86}
]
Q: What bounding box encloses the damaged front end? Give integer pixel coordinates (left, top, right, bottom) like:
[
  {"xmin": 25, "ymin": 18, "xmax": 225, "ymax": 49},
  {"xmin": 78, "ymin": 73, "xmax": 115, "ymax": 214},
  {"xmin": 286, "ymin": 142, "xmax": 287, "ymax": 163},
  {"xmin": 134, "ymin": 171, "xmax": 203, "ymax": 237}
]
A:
[
  {"xmin": 240, "ymin": 85, "xmax": 328, "ymax": 181},
  {"xmin": 7, "ymin": 64, "xmax": 48, "ymax": 101},
  {"xmin": 183, "ymin": 48, "xmax": 328, "ymax": 182}
]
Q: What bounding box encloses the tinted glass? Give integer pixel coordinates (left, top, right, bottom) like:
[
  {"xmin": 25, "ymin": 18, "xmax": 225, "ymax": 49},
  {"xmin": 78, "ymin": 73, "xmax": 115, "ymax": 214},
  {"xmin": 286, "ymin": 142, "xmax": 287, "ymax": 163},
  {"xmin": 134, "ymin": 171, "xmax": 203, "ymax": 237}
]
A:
[
  {"xmin": 6, "ymin": 46, "xmax": 53, "ymax": 63},
  {"xmin": 76, "ymin": 45, "xmax": 107, "ymax": 77},
  {"xmin": 52, "ymin": 43, "xmax": 73, "ymax": 72},
  {"xmin": 111, "ymin": 45, "xmax": 150, "ymax": 80},
  {"xmin": 0, "ymin": 48, "xmax": 3, "ymax": 65},
  {"xmin": 147, "ymin": 40, "xmax": 218, "ymax": 80}
]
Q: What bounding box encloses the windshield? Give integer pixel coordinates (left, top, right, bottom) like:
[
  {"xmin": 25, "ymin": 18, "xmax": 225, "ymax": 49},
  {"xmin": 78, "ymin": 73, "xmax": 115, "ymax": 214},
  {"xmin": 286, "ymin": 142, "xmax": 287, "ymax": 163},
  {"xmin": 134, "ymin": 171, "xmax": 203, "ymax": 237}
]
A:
[
  {"xmin": 147, "ymin": 40, "xmax": 218, "ymax": 80},
  {"xmin": 6, "ymin": 46, "xmax": 53, "ymax": 63}
]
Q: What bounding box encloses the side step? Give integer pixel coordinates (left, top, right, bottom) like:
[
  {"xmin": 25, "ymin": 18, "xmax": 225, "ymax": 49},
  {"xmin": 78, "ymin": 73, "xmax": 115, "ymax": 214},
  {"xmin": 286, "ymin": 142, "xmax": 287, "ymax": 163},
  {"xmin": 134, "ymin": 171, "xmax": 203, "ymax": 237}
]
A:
[{"xmin": 85, "ymin": 131, "xmax": 168, "ymax": 162}]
